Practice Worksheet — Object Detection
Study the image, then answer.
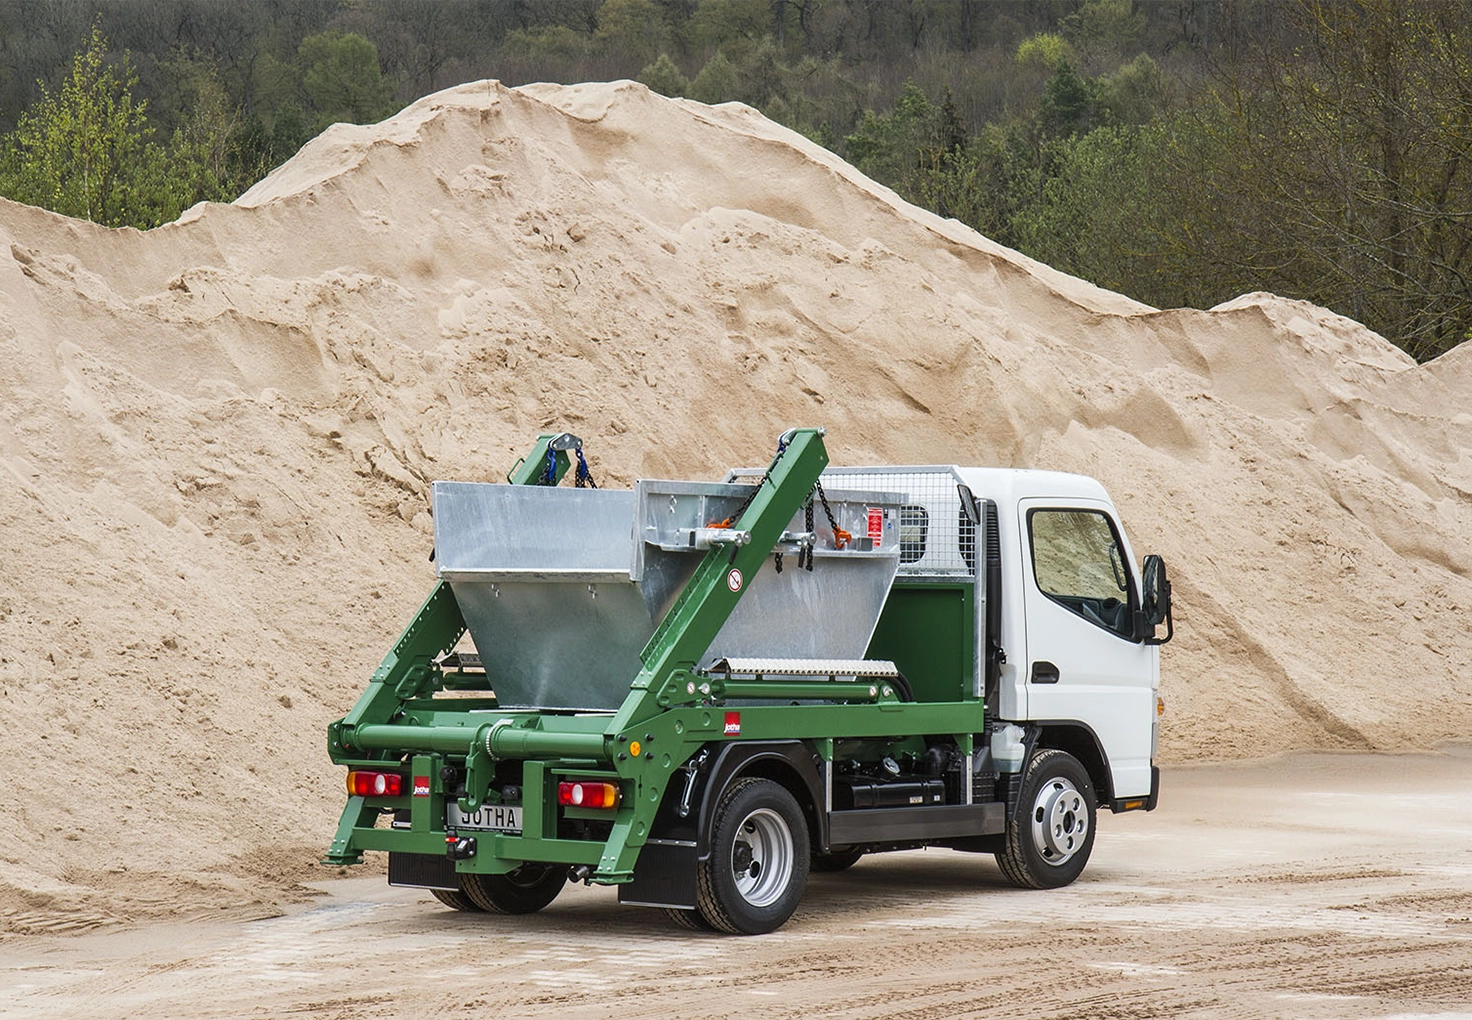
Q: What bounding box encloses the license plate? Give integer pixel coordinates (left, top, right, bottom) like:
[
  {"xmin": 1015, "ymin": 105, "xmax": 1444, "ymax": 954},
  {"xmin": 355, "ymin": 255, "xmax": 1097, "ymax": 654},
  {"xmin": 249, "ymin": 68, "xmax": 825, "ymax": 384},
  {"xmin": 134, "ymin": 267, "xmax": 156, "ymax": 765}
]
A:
[{"xmin": 447, "ymin": 802, "xmax": 522, "ymax": 834}]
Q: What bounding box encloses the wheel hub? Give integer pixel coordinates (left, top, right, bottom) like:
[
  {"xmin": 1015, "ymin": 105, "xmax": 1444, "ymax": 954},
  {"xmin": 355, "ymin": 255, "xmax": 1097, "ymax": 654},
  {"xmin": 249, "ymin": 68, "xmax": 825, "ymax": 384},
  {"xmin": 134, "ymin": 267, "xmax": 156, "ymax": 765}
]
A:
[
  {"xmin": 1030, "ymin": 778, "xmax": 1088, "ymax": 865},
  {"xmin": 729, "ymin": 808, "xmax": 794, "ymax": 907}
]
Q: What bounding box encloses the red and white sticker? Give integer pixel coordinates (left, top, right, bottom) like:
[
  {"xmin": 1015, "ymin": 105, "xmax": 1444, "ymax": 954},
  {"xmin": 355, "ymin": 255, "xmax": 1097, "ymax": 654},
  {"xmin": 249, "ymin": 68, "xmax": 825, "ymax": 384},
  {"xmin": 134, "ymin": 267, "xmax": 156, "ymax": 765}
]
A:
[
  {"xmin": 412, "ymin": 777, "xmax": 431, "ymax": 798},
  {"xmin": 726, "ymin": 567, "xmax": 743, "ymax": 592},
  {"xmin": 868, "ymin": 507, "xmax": 884, "ymax": 548},
  {"xmin": 724, "ymin": 711, "xmax": 741, "ymax": 736}
]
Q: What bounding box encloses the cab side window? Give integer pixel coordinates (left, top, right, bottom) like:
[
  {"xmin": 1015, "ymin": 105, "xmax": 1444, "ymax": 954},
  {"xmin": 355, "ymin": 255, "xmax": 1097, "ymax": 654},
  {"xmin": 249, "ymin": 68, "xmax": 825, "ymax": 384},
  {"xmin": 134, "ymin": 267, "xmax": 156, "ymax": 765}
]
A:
[{"xmin": 1029, "ymin": 509, "xmax": 1136, "ymax": 639}]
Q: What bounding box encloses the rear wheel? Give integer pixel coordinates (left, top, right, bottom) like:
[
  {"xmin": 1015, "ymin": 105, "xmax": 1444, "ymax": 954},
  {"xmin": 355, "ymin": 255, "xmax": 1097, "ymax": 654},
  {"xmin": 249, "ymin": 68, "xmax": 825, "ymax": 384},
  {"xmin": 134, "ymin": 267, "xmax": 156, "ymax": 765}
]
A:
[
  {"xmin": 996, "ymin": 749, "xmax": 1096, "ymax": 889},
  {"xmin": 663, "ymin": 907, "xmax": 716, "ymax": 931},
  {"xmin": 430, "ymin": 886, "xmax": 483, "ymax": 912},
  {"xmin": 696, "ymin": 778, "xmax": 809, "ymax": 934},
  {"xmin": 462, "ymin": 864, "xmax": 568, "ymax": 914}
]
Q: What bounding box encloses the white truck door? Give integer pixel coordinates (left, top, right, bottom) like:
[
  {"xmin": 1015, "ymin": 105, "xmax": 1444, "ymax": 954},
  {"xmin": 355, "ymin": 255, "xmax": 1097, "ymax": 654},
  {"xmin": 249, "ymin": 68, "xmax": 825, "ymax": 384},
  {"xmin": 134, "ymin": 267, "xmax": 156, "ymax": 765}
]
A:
[{"xmin": 1017, "ymin": 499, "xmax": 1157, "ymax": 799}]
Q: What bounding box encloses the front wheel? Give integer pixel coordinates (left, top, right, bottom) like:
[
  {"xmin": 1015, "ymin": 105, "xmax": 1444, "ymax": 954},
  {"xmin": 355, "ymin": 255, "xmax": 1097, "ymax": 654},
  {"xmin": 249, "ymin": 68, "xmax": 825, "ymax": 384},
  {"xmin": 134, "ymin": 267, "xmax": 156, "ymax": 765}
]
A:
[
  {"xmin": 996, "ymin": 748, "xmax": 1097, "ymax": 889},
  {"xmin": 461, "ymin": 863, "xmax": 568, "ymax": 914},
  {"xmin": 696, "ymin": 778, "xmax": 809, "ymax": 934}
]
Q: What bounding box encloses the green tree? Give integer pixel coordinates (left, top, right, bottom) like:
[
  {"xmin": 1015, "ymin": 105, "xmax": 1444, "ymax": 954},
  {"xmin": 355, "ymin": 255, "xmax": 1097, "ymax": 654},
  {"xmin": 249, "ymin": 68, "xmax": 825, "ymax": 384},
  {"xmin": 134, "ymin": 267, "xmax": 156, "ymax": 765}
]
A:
[
  {"xmin": 845, "ymin": 82, "xmax": 940, "ymax": 189},
  {"xmin": 1166, "ymin": 0, "xmax": 1472, "ymax": 358},
  {"xmin": 0, "ymin": 25, "xmax": 253, "ymax": 229},
  {"xmin": 1016, "ymin": 32, "xmax": 1075, "ymax": 74},
  {"xmin": 1038, "ymin": 62, "xmax": 1100, "ymax": 138},
  {"xmin": 687, "ymin": 0, "xmax": 770, "ymax": 53},
  {"xmin": 843, "ymin": 82, "xmax": 983, "ymax": 222},
  {"xmin": 639, "ymin": 53, "xmax": 689, "ymax": 97},
  {"xmin": 1010, "ymin": 124, "xmax": 1171, "ymax": 299},
  {"xmin": 1061, "ymin": 0, "xmax": 1147, "ymax": 70},
  {"xmin": 298, "ymin": 30, "xmax": 393, "ymax": 127},
  {"xmin": 689, "ymin": 50, "xmax": 739, "ymax": 104},
  {"xmin": 597, "ymin": 0, "xmax": 671, "ymax": 66},
  {"xmin": 1098, "ymin": 54, "xmax": 1166, "ymax": 126},
  {"xmin": 1, "ymin": 24, "xmax": 155, "ymax": 226}
]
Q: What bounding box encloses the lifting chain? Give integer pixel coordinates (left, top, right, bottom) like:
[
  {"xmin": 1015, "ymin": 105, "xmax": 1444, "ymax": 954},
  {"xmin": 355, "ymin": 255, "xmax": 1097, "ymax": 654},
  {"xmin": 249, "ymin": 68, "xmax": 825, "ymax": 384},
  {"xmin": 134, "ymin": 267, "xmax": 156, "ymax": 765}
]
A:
[
  {"xmin": 708, "ymin": 435, "xmax": 787, "ymax": 531},
  {"xmin": 798, "ymin": 481, "xmax": 851, "ymax": 571},
  {"xmin": 539, "ymin": 441, "xmax": 598, "ymax": 488},
  {"xmin": 574, "ymin": 448, "xmax": 598, "ymax": 489},
  {"xmin": 816, "ymin": 482, "xmax": 852, "ymax": 550}
]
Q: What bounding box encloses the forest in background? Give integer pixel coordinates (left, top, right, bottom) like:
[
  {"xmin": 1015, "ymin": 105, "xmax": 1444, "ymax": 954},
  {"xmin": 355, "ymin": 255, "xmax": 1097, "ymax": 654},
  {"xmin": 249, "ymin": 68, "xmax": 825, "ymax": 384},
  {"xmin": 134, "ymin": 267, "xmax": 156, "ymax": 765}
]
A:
[{"xmin": 0, "ymin": 0, "xmax": 1467, "ymax": 361}]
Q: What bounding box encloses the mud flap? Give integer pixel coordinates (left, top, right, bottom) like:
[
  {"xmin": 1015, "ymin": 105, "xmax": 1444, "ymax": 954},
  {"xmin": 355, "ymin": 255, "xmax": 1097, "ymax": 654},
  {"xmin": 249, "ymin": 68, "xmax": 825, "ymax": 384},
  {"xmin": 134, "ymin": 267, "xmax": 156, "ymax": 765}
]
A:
[
  {"xmin": 388, "ymin": 851, "xmax": 458, "ymax": 891},
  {"xmin": 617, "ymin": 839, "xmax": 699, "ymax": 909}
]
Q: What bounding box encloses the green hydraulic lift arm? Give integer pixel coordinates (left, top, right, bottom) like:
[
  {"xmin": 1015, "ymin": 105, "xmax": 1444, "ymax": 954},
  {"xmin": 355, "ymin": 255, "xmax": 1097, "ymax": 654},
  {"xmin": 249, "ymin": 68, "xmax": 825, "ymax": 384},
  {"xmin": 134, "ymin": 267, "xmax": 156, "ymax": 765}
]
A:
[
  {"xmin": 610, "ymin": 427, "xmax": 830, "ymax": 734},
  {"xmin": 506, "ymin": 432, "xmax": 582, "ymax": 486},
  {"xmin": 328, "ymin": 433, "xmax": 581, "ymax": 760},
  {"xmin": 585, "ymin": 428, "xmax": 830, "ymax": 882},
  {"xmin": 325, "ymin": 432, "xmax": 585, "ymax": 864}
]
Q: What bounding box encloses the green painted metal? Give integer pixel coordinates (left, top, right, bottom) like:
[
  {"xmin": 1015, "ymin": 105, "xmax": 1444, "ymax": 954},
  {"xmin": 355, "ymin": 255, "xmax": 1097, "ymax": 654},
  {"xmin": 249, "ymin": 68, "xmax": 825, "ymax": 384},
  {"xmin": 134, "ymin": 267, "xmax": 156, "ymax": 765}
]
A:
[
  {"xmin": 621, "ymin": 428, "xmax": 829, "ymax": 710},
  {"xmin": 506, "ymin": 432, "xmax": 576, "ymax": 486},
  {"xmin": 325, "ymin": 580, "xmax": 467, "ymax": 764},
  {"xmin": 349, "ymin": 722, "xmax": 608, "ymax": 760},
  {"xmin": 324, "ymin": 428, "xmax": 997, "ymax": 889},
  {"xmin": 865, "ymin": 583, "xmax": 977, "ymax": 703}
]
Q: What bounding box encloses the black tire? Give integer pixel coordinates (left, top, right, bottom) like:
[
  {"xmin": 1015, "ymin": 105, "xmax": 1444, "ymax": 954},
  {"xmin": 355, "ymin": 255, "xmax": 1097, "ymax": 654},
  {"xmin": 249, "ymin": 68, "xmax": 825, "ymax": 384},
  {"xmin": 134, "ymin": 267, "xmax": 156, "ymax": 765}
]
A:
[
  {"xmin": 810, "ymin": 848, "xmax": 864, "ymax": 873},
  {"xmin": 461, "ymin": 864, "xmax": 568, "ymax": 914},
  {"xmin": 996, "ymin": 748, "xmax": 1097, "ymax": 889},
  {"xmin": 663, "ymin": 907, "xmax": 717, "ymax": 931},
  {"xmin": 696, "ymin": 778, "xmax": 809, "ymax": 935},
  {"xmin": 430, "ymin": 886, "xmax": 483, "ymax": 912}
]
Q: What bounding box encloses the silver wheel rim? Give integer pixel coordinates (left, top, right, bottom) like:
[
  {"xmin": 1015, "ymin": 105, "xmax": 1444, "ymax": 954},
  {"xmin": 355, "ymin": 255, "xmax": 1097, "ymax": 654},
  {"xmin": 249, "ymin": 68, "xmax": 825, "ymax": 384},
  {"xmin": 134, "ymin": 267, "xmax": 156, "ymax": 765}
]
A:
[
  {"xmin": 729, "ymin": 807, "xmax": 794, "ymax": 907},
  {"xmin": 1030, "ymin": 777, "xmax": 1088, "ymax": 866}
]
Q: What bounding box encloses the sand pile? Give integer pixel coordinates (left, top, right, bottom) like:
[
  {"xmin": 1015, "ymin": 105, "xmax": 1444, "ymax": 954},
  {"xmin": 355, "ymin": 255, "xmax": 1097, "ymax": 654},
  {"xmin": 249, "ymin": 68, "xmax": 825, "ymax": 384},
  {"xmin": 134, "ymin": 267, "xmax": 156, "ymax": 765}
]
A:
[{"xmin": 2, "ymin": 80, "xmax": 1469, "ymax": 930}]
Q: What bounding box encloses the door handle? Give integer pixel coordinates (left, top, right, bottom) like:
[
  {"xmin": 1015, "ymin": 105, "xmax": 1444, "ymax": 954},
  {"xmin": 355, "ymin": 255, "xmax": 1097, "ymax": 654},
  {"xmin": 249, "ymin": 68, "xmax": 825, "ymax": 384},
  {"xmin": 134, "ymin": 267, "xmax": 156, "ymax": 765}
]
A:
[{"xmin": 1030, "ymin": 661, "xmax": 1060, "ymax": 684}]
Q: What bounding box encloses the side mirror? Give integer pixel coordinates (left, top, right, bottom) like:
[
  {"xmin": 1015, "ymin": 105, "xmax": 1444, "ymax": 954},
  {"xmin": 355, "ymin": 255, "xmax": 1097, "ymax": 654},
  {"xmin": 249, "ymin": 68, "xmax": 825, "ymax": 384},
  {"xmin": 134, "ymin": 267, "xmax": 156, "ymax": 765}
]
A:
[
  {"xmin": 956, "ymin": 483, "xmax": 980, "ymax": 525},
  {"xmin": 1139, "ymin": 554, "xmax": 1173, "ymax": 645}
]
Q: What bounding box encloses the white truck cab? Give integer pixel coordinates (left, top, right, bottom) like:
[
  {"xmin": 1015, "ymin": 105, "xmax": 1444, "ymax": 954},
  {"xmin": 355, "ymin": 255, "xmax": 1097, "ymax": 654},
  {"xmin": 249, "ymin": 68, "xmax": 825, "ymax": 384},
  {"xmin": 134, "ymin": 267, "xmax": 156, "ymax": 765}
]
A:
[{"xmin": 825, "ymin": 465, "xmax": 1168, "ymax": 813}]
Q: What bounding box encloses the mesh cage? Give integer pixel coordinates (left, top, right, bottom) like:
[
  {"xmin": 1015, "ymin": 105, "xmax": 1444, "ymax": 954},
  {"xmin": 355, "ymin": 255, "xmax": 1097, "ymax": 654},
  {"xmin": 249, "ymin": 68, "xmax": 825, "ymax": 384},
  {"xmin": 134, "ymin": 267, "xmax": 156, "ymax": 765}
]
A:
[
  {"xmin": 816, "ymin": 468, "xmax": 971, "ymax": 578},
  {"xmin": 724, "ymin": 466, "xmax": 975, "ymax": 578}
]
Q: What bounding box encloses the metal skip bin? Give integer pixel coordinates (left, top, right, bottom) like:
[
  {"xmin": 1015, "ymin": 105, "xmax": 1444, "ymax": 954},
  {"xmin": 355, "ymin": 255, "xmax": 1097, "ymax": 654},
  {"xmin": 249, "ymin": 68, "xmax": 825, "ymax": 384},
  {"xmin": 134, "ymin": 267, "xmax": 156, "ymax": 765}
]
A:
[{"xmin": 432, "ymin": 479, "xmax": 903, "ymax": 710}]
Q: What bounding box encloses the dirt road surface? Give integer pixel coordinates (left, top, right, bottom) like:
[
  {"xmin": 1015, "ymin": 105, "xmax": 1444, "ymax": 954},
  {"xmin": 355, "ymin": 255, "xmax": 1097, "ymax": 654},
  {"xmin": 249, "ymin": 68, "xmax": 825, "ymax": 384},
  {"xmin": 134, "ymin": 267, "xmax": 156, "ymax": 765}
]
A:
[{"xmin": 5, "ymin": 747, "xmax": 1471, "ymax": 1019}]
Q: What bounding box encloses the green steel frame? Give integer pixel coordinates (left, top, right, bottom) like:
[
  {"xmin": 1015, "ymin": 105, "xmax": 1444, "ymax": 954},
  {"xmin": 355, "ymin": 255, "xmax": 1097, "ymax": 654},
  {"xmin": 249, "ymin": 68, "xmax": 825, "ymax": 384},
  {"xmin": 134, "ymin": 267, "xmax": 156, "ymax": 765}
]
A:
[{"xmin": 324, "ymin": 429, "xmax": 988, "ymax": 883}]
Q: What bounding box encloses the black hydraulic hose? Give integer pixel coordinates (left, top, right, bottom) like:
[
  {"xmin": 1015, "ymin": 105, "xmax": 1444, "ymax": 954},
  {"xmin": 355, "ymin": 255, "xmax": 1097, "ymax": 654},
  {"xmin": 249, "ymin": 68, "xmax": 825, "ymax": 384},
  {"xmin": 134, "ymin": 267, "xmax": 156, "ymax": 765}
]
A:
[{"xmin": 890, "ymin": 669, "xmax": 915, "ymax": 703}]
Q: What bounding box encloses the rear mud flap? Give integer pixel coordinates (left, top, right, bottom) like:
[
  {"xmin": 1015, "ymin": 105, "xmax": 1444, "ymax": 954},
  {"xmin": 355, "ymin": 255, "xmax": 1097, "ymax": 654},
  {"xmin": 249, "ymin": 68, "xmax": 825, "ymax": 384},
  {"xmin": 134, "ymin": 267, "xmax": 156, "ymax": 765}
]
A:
[
  {"xmin": 618, "ymin": 840, "xmax": 699, "ymax": 909},
  {"xmin": 388, "ymin": 851, "xmax": 458, "ymax": 891}
]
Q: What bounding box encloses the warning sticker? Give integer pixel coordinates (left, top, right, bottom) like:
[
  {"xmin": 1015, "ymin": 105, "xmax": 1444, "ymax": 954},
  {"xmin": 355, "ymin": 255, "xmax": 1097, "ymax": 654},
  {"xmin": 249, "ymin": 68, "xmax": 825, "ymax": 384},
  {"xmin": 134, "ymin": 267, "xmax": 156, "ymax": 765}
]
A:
[
  {"xmin": 868, "ymin": 508, "xmax": 884, "ymax": 548},
  {"xmin": 727, "ymin": 567, "xmax": 743, "ymax": 592},
  {"xmin": 724, "ymin": 712, "xmax": 741, "ymax": 736}
]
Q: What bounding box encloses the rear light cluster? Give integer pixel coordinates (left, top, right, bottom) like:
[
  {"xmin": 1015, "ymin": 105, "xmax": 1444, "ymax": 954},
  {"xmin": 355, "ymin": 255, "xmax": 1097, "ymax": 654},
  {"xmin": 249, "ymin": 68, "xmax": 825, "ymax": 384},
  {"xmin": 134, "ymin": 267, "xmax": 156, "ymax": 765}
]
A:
[
  {"xmin": 347, "ymin": 771, "xmax": 404, "ymax": 797},
  {"xmin": 557, "ymin": 780, "xmax": 620, "ymax": 810}
]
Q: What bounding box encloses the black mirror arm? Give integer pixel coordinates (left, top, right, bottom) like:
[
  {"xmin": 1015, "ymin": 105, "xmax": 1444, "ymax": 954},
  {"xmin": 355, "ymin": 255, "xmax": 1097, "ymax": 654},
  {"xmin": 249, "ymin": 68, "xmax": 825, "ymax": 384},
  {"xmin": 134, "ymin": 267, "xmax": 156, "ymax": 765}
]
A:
[{"xmin": 1144, "ymin": 602, "xmax": 1173, "ymax": 645}]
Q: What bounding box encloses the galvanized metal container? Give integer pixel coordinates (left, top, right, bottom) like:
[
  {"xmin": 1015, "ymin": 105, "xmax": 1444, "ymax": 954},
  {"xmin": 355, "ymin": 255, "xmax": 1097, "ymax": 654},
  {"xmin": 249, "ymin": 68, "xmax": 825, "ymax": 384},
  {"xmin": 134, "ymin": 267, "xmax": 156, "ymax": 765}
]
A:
[{"xmin": 432, "ymin": 479, "xmax": 903, "ymax": 709}]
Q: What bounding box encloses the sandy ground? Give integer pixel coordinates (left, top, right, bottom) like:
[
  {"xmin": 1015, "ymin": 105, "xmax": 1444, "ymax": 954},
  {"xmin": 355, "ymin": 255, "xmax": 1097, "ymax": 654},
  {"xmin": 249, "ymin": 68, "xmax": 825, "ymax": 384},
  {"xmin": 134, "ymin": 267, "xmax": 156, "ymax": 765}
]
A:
[{"xmin": 5, "ymin": 746, "xmax": 1470, "ymax": 1020}]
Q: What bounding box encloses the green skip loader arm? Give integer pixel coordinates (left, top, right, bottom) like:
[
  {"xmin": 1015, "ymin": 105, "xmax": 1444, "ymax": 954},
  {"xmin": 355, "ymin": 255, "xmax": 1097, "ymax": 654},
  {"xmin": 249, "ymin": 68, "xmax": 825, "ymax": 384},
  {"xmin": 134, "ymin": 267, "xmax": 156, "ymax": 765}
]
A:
[
  {"xmin": 322, "ymin": 433, "xmax": 580, "ymax": 865},
  {"xmin": 323, "ymin": 428, "xmax": 831, "ymax": 883}
]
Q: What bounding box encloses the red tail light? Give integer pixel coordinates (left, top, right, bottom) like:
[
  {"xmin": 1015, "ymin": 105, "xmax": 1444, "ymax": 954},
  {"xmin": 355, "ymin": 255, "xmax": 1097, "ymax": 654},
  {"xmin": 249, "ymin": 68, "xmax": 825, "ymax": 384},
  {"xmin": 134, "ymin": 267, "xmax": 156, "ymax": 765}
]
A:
[
  {"xmin": 347, "ymin": 771, "xmax": 404, "ymax": 797},
  {"xmin": 557, "ymin": 781, "xmax": 620, "ymax": 809}
]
